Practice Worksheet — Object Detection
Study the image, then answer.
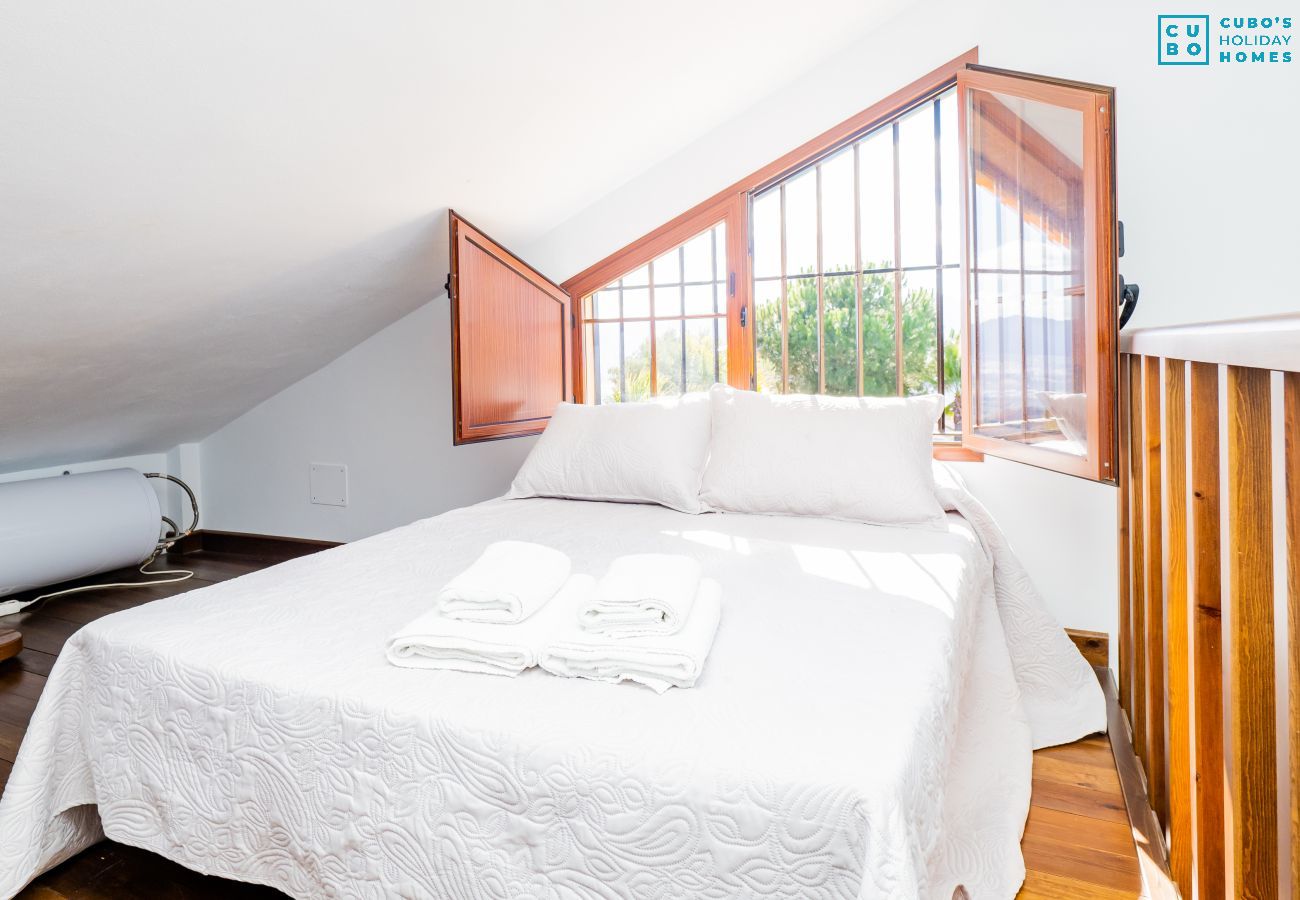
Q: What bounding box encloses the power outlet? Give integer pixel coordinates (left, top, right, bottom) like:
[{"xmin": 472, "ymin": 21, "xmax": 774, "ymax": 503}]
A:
[{"xmin": 309, "ymin": 463, "xmax": 347, "ymax": 507}]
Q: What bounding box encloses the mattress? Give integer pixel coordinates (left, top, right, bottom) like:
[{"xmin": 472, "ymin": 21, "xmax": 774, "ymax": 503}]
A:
[{"xmin": 0, "ymin": 482, "xmax": 1104, "ymax": 899}]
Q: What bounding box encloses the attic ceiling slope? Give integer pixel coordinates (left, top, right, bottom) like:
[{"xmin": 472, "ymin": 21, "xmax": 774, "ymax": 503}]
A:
[{"xmin": 0, "ymin": 0, "xmax": 909, "ymax": 473}]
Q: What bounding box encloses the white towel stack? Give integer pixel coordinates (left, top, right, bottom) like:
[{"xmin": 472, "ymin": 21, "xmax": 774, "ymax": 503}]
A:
[
  {"xmin": 387, "ymin": 574, "xmax": 592, "ymax": 676},
  {"xmin": 542, "ymin": 578, "xmax": 723, "ymax": 693},
  {"xmin": 436, "ymin": 541, "xmax": 571, "ymax": 624},
  {"xmin": 387, "ymin": 544, "xmax": 722, "ymax": 691},
  {"xmin": 579, "ymin": 553, "xmax": 703, "ymax": 637}
]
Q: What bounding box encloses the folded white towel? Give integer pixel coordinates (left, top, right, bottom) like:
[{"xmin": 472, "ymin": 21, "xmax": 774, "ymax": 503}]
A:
[
  {"xmin": 580, "ymin": 553, "xmax": 703, "ymax": 637},
  {"xmin": 437, "ymin": 540, "xmax": 571, "ymax": 624},
  {"xmin": 389, "ymin": 575, "xmax": 593, "ymax": 676},
  {"xmin": 542, "ymin": 578, "xmax": 722, "ymax": 692}
]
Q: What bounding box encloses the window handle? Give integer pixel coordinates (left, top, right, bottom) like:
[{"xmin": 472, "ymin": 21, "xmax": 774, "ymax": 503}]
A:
[{"xmin": 739, "ymin": 304, "xmax": 748, "ymax": 328}]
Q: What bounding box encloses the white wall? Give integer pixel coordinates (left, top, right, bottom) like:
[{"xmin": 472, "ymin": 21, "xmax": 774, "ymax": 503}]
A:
[
  {"xmin": 197, "ymin": 0, "xmax": 1298, "ymax": 652},
  {"xmin": 952, "ymin": 458, "xmax": 1117, "ymax": 644},
  {"xmin": 199, "ymin": 300, "xmax": 535, "ymax": 543}
]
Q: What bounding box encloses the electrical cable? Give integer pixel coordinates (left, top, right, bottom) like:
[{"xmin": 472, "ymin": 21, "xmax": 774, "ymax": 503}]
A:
[{"xmin": 0, "ymin": 554, "xmax": 195, "ymax": 618}]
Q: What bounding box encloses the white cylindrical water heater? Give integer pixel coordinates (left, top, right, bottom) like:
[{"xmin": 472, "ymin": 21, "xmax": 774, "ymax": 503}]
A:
[{"xmin": 0, "ymin": 468, "xmax": 162, "ymax": 598}]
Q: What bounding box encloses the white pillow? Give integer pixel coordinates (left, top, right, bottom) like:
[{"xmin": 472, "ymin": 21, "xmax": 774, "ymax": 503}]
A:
[
  {"xmin": 699, "ymin": 385, "xmax": 946, "ymax": 527},
  {"xmin": 507, "ymin": 394, "xmax": 712, "ymax": 513},
  {"xmin": 1039, "ymin": 391, "xmax": 1089, "ymax": 447}
]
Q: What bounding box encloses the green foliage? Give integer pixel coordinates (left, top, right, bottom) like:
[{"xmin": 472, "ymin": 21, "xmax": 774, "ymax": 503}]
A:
[
  {"xmin": 606, "ymin": 321, "xmax": 724, "ymax": 402},
  {"xmin": 602, "ymin": 265, "xmax": 963, "ymax": 406},
  {"xmin": 755, "ymin": 267, "xmax": 947, "ymax": 396}
]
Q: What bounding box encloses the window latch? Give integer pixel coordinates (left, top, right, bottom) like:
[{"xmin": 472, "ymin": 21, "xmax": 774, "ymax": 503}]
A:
[
  {"xmin": 739, "ymin": 304, "xmax": 748, "ymax": 328},
  {"xmin": 728, "ymin": 272, "xmax": 736, "ymax": 296}
]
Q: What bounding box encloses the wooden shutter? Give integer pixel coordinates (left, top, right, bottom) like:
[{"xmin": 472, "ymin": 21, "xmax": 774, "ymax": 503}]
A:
[
  {"xmin": 957, "ymin": 66, "xmax": 1118, "ymax": 482},
  {"xmin": 448, "ymin": 211, "xmax": 572, "ymax": 444}
]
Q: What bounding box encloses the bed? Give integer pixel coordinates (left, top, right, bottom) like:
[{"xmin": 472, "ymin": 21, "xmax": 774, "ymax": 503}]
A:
[{"xmin": 0, "ymin": 476, "xmax": 1104, "ymax": 899}]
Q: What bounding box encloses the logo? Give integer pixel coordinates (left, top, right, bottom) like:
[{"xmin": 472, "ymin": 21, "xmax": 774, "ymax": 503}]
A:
[
  {"xmin": 1158, "ymin": 14, "xmax": 1210, "ymax": 64},
  {"xmin": 1158, "ymin": 15, "xmax": 1293, "ymax": 65}
]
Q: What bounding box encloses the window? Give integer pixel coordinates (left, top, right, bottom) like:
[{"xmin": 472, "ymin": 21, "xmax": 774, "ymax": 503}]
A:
[
  {"xmin": 957, "ymin": 66, "xmax": 1117, "ymax": 481},
  {"xmin": 750, "ymin": 87, "xmax": 962, "ymax": 434},
  {"xmin": 557, "ymin": 50, "xmax": 1119, "ymax": 481},
  {"xmin": 565, "ymin": 193, "xmax": 749, "ymax": 405},
  {"xmin": 581, "ymin": 222, "xmax": 729, "ymax": 403},
  {"xmin": 446, "ymin": 211, "xmax": 572, "ymax": 444}
]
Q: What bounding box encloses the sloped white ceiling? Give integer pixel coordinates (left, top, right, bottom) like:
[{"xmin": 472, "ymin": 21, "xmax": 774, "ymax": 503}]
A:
[{"xmin": 0, "ymin": 0, "xmax": 908, "ymax": 472}]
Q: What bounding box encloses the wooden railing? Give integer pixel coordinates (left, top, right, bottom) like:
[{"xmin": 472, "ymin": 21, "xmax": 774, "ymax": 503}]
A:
[{"xmin": 1118, "ymin": 315, "xmax": 1299, "ymax": 899}]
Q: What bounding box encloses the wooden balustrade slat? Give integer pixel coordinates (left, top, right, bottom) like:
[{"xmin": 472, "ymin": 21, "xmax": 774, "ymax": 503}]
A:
[
  {"xmin": 1129, "ymin": 354, "xmax": 1148, "ymax": 768},
  {"xmin": 1190, "ymin": 360, "xmax": 1226, "ymax": 900},
  {"xmin": 1120, "ymin": 348, "xmax": 1297, "ymax": 899},
  {"xmin": 1118, "ymin": 357, "xmax": 1133, "ymax": 732},
  {"xmin": 1143, "ymin": 355, "xmax": 1168, "ymax": 825},
  {"xmin": 1285, "ymin": 371, "xmax": 1299, "ymax": 900},
  {"xmin": 1163, "ymin": 358, "xmax": 1192, "ymax": 894},
  {"xmin": 1226, "ymin": 364, "xmax": 1277, "ymax": 900}
]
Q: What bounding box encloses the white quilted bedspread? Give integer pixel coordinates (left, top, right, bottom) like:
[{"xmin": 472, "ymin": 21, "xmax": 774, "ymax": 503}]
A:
[{"xmin": 0, "ymin": 482, "xmax": 1104, "ymax": 899}]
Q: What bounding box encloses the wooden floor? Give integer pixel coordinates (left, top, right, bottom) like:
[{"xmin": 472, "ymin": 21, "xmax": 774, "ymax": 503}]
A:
[{"xmin": 0, "ymin": 548, "xmax": 1143, "ymax": 899}]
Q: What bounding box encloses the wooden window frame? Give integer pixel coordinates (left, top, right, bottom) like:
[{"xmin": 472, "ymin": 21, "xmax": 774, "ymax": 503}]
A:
[
  {"xmin": 563, "ymin": 50, "xmax": 982, "ymax": 461},
  {"xmin": 956, "ymin": 66, "xmax": 1118, "ymax": 482},
  {"xmin": 566, "ymin": 194, "xmax": 749, "ymax": 402}
]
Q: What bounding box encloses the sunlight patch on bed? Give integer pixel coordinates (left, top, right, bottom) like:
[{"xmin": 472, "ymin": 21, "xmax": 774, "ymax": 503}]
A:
[
  {"xmin": 660, "ymin": 529, "xmax": 752, "ymax": 555},
  {"xmin": 790, "ymin": 545, "xmax": 958, "ymax": 617},
  {"xmin": 789, "ymin": 544, "xmax": 877, "ymax": 591}
]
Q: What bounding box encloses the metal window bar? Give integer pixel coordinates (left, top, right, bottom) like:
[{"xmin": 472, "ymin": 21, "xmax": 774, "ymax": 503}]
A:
[
  {"xmin": 584, "ymin": 313, "xmax": 729, "ymax": 324},
  {"xmin": 891, "ymin": 119, "xmax": 904, "ymax": 396},
  {"xmin": 815, "ymin": 163, "xmax": 825, "ymax": 394},
  {"xmin": 994, "ymin": 179, "xmax": 1007, "ymax": 425},
  {"xmin": 618, "ymin": 280, "xmax": 627, "ymax": 401},
  {"xmin": 853, "ymin": 142, "xmax": 864, "ymax": 397},
  {"xmin": 592, "ymin": 321, "xmax": 601, "ymax": 404},
  {"xmin": 710, "ymin": 225, "xmax": 721, "ymax": 384},
  {"xmin": 1015, "ymin": 114, "xmax": 1028, "ymax": 428},
  {"xmin": 780, "ymin": 183, "xmax": 789, "ymax": 393},
  {"xmin": 1013, "ymin": 115, "xmax": 1024, "ymax": 426},
  {"xmin": 751, "ymin": 264, "xmax": 962, "ymax": 284},
  {"xmin": 678, "ymin": 244, "xmax": 687, "ymax": 394},
  {"xmin": 648, "ymin": 270, "xmax": 658, "ymax": 397},
  {"xmin": 1042, "ymin": 204, "xmax": 1053, "ymax": 393},
  {"xmin": 752, "ymin": 262, "xmax": 966, "ymax": 280},
  {"xmin": 932, "ymin": 97, "xmax": 946, "ymax": 428}
]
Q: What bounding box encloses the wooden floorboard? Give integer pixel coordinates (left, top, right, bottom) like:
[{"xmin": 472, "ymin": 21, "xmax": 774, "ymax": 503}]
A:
[
  {"xmin": 166, "ymin": 551, "xmax": 290, "ymax": 581},
  {"xmin": 0, "ymin": 552, "xmax": 1145, "ymax": 898},
  {"xmin": 10, "ymin": 648, "xmax": 57, "ymax": 678},
  {"xmin": 0, "ymin": 720, "xmax": 26, "ymax": 761},
  {"xmin": 1019, "ymin": 869, "xmax": 1139, "ymax": 899},
  {"xmin": 1028, "ymin": 776, "xmax": 1130, "ymax": 825}
]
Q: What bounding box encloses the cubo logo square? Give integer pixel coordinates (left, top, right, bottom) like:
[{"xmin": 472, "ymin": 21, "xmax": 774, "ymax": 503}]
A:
[{"xmin": 1158, "ymin": 15, "xmax": 1211, "ymax": 64}]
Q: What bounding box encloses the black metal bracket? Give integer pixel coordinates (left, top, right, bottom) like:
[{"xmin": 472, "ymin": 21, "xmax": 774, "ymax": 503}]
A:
[
  {"xmin": 1116, "ymin": 221, "xmax": 1138, "ymax": 329},
  {"xmin": 1119, "ymin": 278, "xmax": 1140, "ymax": 329}
]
